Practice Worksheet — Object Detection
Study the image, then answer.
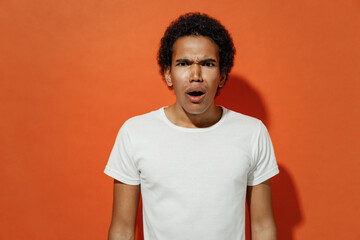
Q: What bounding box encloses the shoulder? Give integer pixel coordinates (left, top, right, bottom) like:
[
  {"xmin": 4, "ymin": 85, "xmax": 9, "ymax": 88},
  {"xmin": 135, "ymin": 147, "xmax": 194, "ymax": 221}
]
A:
[
  {"xmin": 223, "ymin": 107, "xmax": 264, "ymax": 131},
  {"xmin": 121, "ymin": 107, "xmax": 164, "ymax": 133}
]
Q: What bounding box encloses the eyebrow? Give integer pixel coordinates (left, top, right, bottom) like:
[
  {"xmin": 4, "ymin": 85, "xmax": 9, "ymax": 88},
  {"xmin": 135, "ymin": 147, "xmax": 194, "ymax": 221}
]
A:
[{"xmin": 175, "ymin": 58, "xmax": 217, "ymax": 63}]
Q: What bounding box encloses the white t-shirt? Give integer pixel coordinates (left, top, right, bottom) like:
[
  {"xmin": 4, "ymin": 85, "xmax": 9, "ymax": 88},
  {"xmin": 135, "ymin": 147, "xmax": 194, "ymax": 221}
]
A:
[{"xmin": 105, "ymin": 107, "xmax": 279, "ymax": 240}]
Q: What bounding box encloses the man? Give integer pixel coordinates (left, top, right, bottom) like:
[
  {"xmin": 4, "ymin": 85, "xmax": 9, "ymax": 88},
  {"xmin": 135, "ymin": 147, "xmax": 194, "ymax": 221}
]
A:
[{"xmin": 105, "ymin": 13, "xmax": 279, "ymax": 240}]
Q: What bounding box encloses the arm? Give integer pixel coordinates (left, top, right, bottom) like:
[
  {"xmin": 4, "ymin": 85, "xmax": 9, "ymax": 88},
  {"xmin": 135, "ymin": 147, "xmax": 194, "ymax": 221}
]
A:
[
  {"xmin": 247, "ymin": 179, "xmax": 277, "ymax": 240},
  {"xmin": 108, "ymin": 179, "xmax": 140, "ymax": 240}
]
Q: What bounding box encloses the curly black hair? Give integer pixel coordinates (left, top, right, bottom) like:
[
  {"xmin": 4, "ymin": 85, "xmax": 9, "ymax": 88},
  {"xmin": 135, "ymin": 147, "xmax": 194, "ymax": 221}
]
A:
[{"xmin": 158, "ymin": 12, "xmax": 235, "ymax": 82}]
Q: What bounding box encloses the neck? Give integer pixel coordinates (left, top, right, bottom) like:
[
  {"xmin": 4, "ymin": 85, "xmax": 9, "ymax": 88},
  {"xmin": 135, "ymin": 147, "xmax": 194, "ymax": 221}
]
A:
[{"xmin": 164, "ymin": 104, "xmax": 223, "ymax": 128}]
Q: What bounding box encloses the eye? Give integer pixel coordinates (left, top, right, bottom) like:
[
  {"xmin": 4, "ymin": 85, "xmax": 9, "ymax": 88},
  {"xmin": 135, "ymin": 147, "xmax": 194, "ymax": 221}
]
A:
[
  {"xmin": 203, "ymin": 62, "xmax": 215, "ymax": 67},
  {"xmin": 176, "ymin": 62, "xmax": 187, "ymax": 66}
]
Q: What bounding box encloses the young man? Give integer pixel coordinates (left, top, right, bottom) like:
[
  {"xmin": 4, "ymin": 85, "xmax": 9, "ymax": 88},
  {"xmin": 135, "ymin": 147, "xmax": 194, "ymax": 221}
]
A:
[{"xmin": 105, "ymin": 13, "xmax": 279, "ymax": 240}]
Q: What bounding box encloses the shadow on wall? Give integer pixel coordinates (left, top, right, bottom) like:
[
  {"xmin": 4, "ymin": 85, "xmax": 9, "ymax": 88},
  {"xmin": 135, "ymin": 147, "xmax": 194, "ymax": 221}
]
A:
[
  {"xmin": 134, "ymin": 74, "xmax": 302, "ymax": 240},
  {"xmin": 136, "ymin": 198, "xmax": 144, "ymax": 240},
  {"xmin": 218, "ymin": 75, "xmax": 303, "ymax": 239},
  {"xmin": 215, "ymin": 74, "xmax": 269, "ymax": 126},
  {"xmin": 272, "ymin": 164, "xmax": 303, "ymax": 240}
]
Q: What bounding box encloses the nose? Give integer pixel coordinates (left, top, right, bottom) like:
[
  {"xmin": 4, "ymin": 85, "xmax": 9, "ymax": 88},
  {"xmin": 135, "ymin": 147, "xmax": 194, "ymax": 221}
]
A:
[{"xmin": 190, "ymin": 64, "xmax": 202, "ymax": 82}]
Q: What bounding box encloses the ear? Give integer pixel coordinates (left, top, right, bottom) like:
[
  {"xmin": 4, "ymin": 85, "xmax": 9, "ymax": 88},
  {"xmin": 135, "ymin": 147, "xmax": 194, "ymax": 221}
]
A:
[
  {"xmin": 218, "ymin": 72, "xmax": 227, "ymax": 88},
  {"xmin": 164, "ymin": 66, "xmax": 173, "ymax": 87}
]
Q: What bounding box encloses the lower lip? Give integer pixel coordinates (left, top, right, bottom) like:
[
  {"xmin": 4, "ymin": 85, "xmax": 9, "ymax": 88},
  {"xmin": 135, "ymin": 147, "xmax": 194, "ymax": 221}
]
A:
[{"xmin": 187, "ymin": 93, "xmax": 205, "ymax": 103}]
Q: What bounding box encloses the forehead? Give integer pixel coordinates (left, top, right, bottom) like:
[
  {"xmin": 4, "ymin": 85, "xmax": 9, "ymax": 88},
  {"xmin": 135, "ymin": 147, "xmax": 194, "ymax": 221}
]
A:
[{"xmin": 172, "ymin": 35, "xmax": 219, "ymax": 59}]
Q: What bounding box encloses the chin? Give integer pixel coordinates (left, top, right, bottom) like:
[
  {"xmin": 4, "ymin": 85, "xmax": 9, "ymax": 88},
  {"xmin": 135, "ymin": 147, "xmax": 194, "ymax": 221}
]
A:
[{"xmin": 182, "ymin": 104, "xmax": 210, "ymax": 115}]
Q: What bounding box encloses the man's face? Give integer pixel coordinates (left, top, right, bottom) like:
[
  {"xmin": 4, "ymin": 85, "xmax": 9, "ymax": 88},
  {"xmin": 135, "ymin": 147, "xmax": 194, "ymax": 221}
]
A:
[{"xmin": 164, "ymin": 35, "xmax": 225, "ymax": 115}]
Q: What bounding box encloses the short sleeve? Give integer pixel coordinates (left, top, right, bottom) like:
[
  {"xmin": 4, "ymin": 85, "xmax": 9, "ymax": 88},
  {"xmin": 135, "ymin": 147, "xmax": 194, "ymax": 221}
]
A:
[
  {"xmin": 247, "ymin": 121, "xmax": 279, "ymax": 186},
  {"xmin": 104, "ymin": 122, "xmax": 140, "ymax": 185}
]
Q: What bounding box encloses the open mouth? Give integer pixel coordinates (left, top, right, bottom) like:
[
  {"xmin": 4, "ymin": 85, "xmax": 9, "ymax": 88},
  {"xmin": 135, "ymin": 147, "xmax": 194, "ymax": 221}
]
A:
[
  {"xmin": 187, "ymin": 91, "xmax": 205, "ymax": 97},
  {"xmin": 186, "ymin": 90, "xmax": 205, "ymax": 103}
]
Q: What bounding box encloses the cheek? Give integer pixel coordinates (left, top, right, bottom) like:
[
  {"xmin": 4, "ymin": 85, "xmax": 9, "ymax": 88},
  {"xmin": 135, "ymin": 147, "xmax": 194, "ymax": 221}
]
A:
[
  {"xmin": 202, "ymin": 67, "xmax": 220, "ymax": 76},
  {"xmin": 203, "ymin": 71, "xmax": 221, "ymax": 85},
  {"xmin": 170, "ymin": 75, "xmax": 185, "ymax": 97},
  {"xmin": 171, "ymin": 71, "xmax": 188, "ymax": 86}
]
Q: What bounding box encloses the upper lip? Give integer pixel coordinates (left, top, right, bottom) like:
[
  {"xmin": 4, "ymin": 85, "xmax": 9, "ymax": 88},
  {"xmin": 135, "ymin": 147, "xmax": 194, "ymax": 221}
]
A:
[{"xmin": 185, "ymin": 86, "xmax": 206, "ymax": 95}]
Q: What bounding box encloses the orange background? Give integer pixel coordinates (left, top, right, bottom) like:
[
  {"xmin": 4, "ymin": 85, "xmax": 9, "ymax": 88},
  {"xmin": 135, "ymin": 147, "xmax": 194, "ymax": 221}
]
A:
[{"xmin": 1, "ymin": 1, "xmax": 359, "ymax": 239}]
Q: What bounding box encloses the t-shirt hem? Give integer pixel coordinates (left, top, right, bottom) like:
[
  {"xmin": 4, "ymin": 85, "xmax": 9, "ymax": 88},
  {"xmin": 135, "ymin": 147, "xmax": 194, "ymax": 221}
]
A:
[
  {"xmin": 104, "ymin": 166, "xmax": 140, "ymax": 185},
  {"xmin": 247, "ymin": 166, "xmax": 279, "ymax": 186}
]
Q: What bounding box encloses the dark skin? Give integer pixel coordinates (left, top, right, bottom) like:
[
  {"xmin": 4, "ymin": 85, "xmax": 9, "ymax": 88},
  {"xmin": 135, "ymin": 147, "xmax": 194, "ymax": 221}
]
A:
[
  {"xmin": 163, "ymin": 36, "xmax": 226, "ymax": 128},
  {"xmin": 247, "ymin": 180, "xmax": 277, "ymax": 240},
  {"xmin": 108, "ymin": 180, "xmax": 140, "ymax": 240},
  {"xmin": 108, "ymin": 35, "xmax": 277, "ymax": 240}
]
